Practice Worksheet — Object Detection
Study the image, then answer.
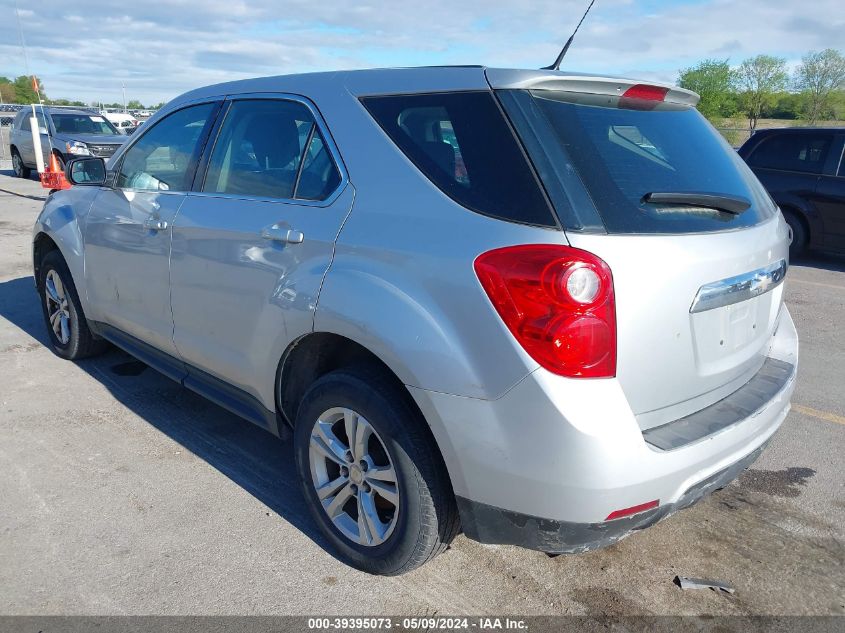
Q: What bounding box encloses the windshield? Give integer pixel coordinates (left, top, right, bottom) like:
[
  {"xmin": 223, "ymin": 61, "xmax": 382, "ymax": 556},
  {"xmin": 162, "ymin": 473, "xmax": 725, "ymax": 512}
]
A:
[
  {"xmin": 499, "ymin": 90, "xmax": 776, "ymax": 234},
  {"xmin": 51, "ymin": 113, "xmax": 118, "ymax": 136}
]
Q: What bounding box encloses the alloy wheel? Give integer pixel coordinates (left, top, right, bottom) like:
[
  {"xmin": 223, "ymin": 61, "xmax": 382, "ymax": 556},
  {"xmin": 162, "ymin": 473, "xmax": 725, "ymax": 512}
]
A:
[
  {"xmin": 44, "ymin": 269, "xmax": 71, "ymax": 345},
  {"xmin": 308, "ymin": 407, "xmax": 400, "ymax": 546},
  {"xmin": 12, "ymin": 152, "xmax": 23, "ymax": 177}
]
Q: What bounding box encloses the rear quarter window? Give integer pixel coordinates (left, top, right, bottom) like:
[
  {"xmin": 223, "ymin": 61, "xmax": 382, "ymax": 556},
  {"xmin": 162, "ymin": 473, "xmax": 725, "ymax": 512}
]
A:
[
  {"xmin": 361, "ymin": 91, "xmax": 556, "ymax": 227},
  {"xmin": 747, "ymin": 133, "xmax": 833, "ymax": 174}
]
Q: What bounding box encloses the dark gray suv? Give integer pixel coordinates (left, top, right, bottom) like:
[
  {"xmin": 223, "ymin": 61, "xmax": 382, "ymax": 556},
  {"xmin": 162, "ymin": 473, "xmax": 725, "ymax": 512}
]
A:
[{"xmin": 9, "ymin": 106, "xmax": 127, "ymax": 178}]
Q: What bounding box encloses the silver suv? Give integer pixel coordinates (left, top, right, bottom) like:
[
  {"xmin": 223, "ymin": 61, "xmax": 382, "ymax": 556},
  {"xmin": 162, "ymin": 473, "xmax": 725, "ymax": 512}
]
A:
[
  {"xmin": 9, "ymin": 106, "xmax": 126, "ymax": 178},
  {"xmin": 32, "ymin": 67, "xmax": 798, "ymax": 575}
]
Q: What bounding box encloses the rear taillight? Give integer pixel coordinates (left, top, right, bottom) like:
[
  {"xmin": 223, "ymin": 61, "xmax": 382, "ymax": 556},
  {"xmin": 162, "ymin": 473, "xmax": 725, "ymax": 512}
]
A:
[{"xmin": 474, "ymin": 245, "xmax": 616, "ymax": 378}]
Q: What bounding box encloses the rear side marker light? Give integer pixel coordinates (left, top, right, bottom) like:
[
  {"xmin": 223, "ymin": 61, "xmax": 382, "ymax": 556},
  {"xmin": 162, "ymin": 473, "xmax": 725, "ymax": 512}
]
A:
[
  {"xmin": 474, "ymin": 244, "xmax": 616, "ymax": 378},
  {"xmin": 606, "ymin": 500, "xmax": 659, "ymax": 521},
  {"xmin": 622, "ymin": 84, "xmax": 669, "ymax": 101}
]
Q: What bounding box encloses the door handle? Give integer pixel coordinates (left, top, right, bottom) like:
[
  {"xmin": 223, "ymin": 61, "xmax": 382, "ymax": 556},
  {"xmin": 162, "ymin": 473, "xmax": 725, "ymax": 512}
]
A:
[
  {"xmin": 144, "ymin": 216, "xmax": 168, "ymax": 231},
  {"xmin": 260, "ymin": 225, "xmax": 304, "ymax": 244}
]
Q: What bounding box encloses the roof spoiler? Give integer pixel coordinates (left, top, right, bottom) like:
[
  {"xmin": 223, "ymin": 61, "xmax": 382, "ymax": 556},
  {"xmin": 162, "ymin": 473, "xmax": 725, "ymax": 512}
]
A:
[{"xmin": 484, "ymin": 69, "xmax": 700, "ymax": 107}]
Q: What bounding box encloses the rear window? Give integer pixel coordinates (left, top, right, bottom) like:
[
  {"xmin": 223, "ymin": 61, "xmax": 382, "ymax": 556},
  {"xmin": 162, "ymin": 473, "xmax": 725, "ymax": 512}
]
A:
[
  {"xmin": 362, "ymin": 92, "xmax": 556, "ymax": 227},
  {"xmin": 746, "ymin": 133, "xmax": 832, "ymax": 174},
  {"xmin": 499, "ymin": 90, "xmax": 776, "ymax": 234}
]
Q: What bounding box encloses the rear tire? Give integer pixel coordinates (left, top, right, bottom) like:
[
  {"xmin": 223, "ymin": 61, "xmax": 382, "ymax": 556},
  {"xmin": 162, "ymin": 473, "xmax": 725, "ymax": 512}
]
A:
[
  {"xmin": 294, "ymin": 367, "xmax": 459, "ymax": 575},
  {"xmin": 37, "ymin": 250, "xmax": 108, "ymax": 360},
  {"xmin": 12, "ymin": 148, "xmax": 31, "ymax": 179},
  {"xmin": 782, "ymin": 210, "xmax": 807, "ymax": 259}
]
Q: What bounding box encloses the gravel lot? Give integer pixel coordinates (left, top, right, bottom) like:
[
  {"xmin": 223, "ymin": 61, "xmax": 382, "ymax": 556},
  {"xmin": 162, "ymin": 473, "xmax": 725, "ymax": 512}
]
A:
[{"xmin": 0, "ymin": 171, "xmax": 843, "ymax": 617}]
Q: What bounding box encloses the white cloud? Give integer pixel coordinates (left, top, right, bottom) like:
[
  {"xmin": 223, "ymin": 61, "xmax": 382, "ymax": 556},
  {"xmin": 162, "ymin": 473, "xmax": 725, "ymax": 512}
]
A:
[{"xmin": 0, "ymin": 0, "xmax": 842, "ymax": 105}]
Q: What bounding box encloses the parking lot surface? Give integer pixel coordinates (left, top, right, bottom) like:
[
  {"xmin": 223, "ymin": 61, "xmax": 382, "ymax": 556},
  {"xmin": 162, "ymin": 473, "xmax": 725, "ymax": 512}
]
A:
[{"xmin": 0, "ymin": 172, "xmax": 843, "ymax": 616}]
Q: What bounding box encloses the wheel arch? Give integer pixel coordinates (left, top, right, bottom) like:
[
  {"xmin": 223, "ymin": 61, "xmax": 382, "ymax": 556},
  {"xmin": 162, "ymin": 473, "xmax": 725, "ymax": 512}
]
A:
[
  {"xmin": 33, "ymin": 231, "xmax": 60, "ymax": 283},
  {"xmin": 277, "ymin": 332, "xmax": 413, "ymax": 428},
  {"xmin": 276, "ymin": 331, "xmax": 462, "ymax": 496},
  {"xmin": 779, "ymin": 203, "xmax": 812, "ymax": 247},
  {"xmin": 775, "ymin": 198, "xmax": 817, "ymax": 246},
  {"xmin": 31, "ymin": 185, "xmax": 101, "ymax": 312}
]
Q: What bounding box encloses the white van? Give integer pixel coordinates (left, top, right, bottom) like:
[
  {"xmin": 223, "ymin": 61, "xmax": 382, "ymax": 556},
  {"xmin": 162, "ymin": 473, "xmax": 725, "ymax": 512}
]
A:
[{"xmin": 101, "ymin": 111, "xmax": 138, "ymax": 134}]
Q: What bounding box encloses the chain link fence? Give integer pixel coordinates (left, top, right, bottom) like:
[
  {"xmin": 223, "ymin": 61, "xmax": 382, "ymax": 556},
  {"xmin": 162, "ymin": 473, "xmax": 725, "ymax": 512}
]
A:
[
  {"xmin": 1, "ymin": 104, "xmax": 24, "ymax": 170},
  {"xmin": 0, "ymin": 118, "xmax": 15, "ymax": 172},
  {"xmin": 0, "ymin": 104, "xmax": 31, "ymax": 172}
]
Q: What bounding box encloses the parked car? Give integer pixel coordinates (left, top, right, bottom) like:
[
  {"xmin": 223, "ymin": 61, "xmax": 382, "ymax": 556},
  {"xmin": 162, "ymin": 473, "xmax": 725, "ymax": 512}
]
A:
[
  {"xmin": 101, "ymin": 111, "xmax": 139, "ymax": 135},
  {"xmin": 738, "ymin": 127, "xmax": 845, "ymax": 257},
  {"xmin": 33, "ymin": 67, "xmax": 798, "ymax": 575},
  {"xmin": 9, "ymin": 106, "xmax": 127, "ymax": 178}
]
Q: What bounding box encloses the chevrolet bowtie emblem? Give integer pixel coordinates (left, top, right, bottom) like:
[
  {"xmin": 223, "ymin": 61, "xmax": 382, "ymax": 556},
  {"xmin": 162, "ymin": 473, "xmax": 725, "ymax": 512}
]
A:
[
  {"xmin": 750, "ymin": 273, "xmax": 772, "ymax": 295},
  {"xmin": 690, "ymin": 259, "xmax": 787, "ymax": 313}
]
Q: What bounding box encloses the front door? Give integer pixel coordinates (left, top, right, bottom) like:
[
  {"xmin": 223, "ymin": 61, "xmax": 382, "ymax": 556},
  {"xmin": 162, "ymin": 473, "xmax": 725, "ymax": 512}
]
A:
[
  {"xmin": 169, "ymin": 96, "xmax": 351, "ymax": 410},
  {"xmin": 83, "ymin": 101, "xmax": 220, "ymax": 356}
]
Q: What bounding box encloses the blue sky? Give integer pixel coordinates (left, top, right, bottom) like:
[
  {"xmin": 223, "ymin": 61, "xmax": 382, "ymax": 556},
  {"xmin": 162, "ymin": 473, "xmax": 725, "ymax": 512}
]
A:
[{"xmin": 1, "ymin": 0, "xmax": 843, "ymax": 105}]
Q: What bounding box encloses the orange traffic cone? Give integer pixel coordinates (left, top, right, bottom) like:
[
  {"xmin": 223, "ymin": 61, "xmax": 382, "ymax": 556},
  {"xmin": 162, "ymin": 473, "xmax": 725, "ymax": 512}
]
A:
[{"xmin": 40, "ymin": 153, "xmax": 72, "ymax": 191}]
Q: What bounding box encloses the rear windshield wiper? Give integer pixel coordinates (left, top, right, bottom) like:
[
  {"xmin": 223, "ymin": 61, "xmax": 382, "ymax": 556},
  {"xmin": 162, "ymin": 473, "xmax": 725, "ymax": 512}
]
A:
[{"xmin": 641, "ymin": 191, "xmax": 751, "ymax": 215}]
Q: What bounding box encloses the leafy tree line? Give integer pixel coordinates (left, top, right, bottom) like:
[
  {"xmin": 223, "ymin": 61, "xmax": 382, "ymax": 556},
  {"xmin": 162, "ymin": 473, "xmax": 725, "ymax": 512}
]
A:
[
  {"xmin": 679, "ymin": 49, "xmax": 845, "ymax": 131},
  {"xmin": 0, "ymin": 76, "xmax": 164, "ymax": 110}
]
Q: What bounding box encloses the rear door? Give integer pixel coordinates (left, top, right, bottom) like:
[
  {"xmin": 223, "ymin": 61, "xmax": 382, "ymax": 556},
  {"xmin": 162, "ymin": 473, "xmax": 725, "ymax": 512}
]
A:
[
  {"xmin": 498, "ymin": 87, "xmax": 789, "ymax": 429},
  {"xmin": 14, "ymin": 110, "xmax": 48, "ymax": 167},
  {"xmin": 743, "ymin": 132, "xmax": 826, "ymax": 208},
  {"xmin": 11, "ymin": 113, "xmax": 33, "ymax": 164},
  {"xmin": 169, "ymin": 95, "xmax": 351, "ymax": 409}
]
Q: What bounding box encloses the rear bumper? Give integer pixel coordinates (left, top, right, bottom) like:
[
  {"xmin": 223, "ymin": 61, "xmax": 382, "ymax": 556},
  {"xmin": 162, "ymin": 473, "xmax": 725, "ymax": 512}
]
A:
[
  {"xmin": 409, "ymin": 306, "xmax": 798, "ymax": 549},
  {"xmin": 456, "ymin": 441, "xmax": 766, "ymax": 553}
]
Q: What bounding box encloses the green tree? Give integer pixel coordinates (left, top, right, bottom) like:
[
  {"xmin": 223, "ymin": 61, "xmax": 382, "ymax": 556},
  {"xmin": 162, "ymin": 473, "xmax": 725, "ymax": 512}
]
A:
[
  {"xmin": 678, "ymin": 59, "xmax": 735, "ymax": 120},
  {"xmin": 0, "ymin": 77, "xmax": 15, "ymax": 103},
  {"xmin": 765, "ymin": 92, "xmax": 804, "ymax": 119},
  {"xmin": 126, "ymin": 99, "xmax": 144, "ymax": 110},
  {"xmin": 829, "ymin": 90, "xmax": 845, "ymax": 121},
  {"xmin": 794, "ymin": 49, "xmax": 845, "ymax": 124},
  {"xmin": 12, "ymin": 75, "xmax": 45, "ymax": 104},
  {"xmin": 733, "ymin": 55, "xmax": 789, "ymax": 132}
]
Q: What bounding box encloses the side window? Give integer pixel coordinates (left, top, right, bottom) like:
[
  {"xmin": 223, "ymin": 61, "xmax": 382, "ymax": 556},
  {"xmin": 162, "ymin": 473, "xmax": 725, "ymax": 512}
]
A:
[
  {"xmin": 202, "ymin": 99, "xmax": 340, "ymax": 201},
  {"xmin": 17, "ymin": 111, "xmax": 48, "ymax": 132},
  {"xmin": 362, "ymin": 92, "xmax": 555, "ymax": 227},
  {"xmin": 748, "ymin": 133, "xmax": 832, "ymax": 174},
  {"xmin": 117, "ymin": 103, "xmax": 216, "ymax": 192},
  {"xmin": 296, "ymin": 127, "xmax": 342, "ymax": 200}
]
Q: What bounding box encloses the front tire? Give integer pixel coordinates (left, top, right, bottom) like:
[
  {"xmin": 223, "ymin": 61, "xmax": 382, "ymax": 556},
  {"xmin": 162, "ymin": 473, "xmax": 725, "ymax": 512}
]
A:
[
  {"xmin": 783, "ymin": 210, "xmax": 807, "ymax": 259},
  {"xmin": 37, "ymin": 250, "xmax": 108, "ymax": 360},
  {"xmin": 294, "ymin": 367, "xmax": 459, "ymax": 575},
  {"xmin": 12, "ymin": 148, "xmax": 31, "ymax": 179}
]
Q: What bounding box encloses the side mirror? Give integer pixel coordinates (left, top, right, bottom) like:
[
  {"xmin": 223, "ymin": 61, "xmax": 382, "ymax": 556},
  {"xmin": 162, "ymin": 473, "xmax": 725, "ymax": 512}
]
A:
[{"xmin": 66, "ymin": 157, "xmax": 107, "ymax": 186}]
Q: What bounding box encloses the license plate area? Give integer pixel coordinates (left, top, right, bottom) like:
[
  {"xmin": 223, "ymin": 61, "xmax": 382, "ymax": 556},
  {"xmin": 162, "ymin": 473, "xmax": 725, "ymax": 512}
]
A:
[{"xmin": 690, "ymin": 286, "xmax": 782, "ymax": 376}]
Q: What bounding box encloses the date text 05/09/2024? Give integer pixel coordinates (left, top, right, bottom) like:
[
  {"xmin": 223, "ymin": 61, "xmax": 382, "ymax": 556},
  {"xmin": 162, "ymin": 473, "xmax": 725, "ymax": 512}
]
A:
[{"xmin": 307, "ymin": 617, "xmax": 528, "ymax": 630}]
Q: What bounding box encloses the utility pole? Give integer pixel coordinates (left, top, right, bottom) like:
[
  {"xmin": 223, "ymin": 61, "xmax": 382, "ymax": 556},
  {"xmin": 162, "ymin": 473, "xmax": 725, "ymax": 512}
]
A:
[{"xmin": 122, "ymin": 82, "xmax": 126, "ymax": 113}]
